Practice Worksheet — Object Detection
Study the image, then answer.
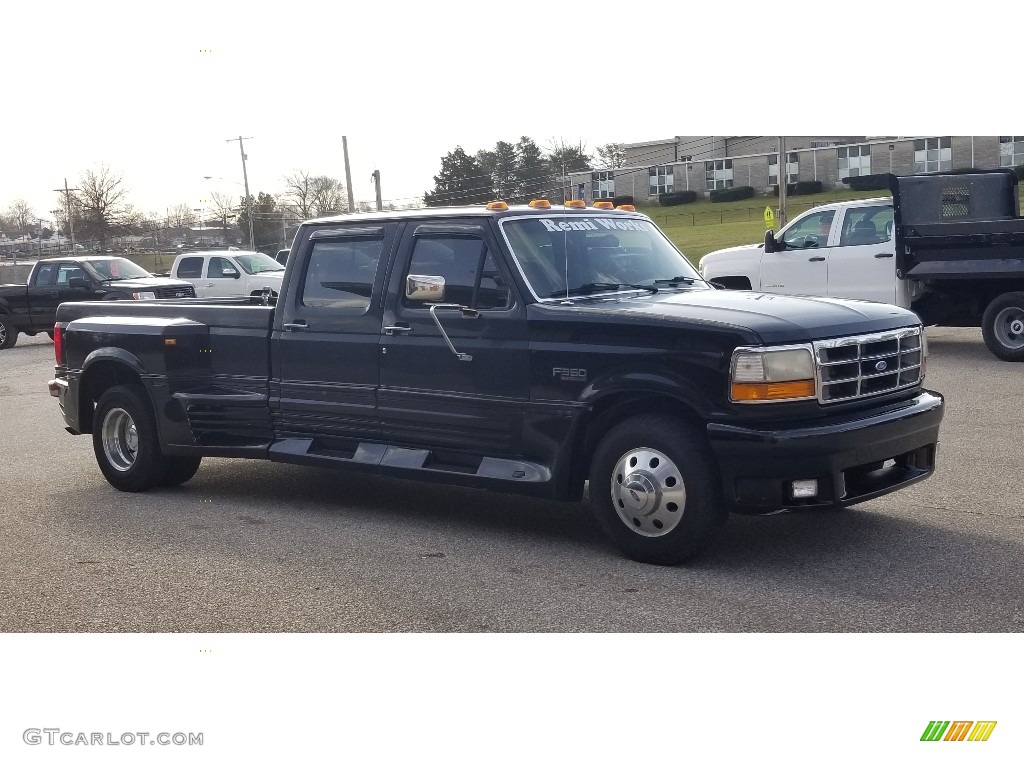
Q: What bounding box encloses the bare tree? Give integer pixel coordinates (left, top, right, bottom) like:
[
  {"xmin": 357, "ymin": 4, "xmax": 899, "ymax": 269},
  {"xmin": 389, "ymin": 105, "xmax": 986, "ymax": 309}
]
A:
[
  {"xmin": 309, "ymin": 175, "xmax": 347, "ymax": 216},
  {"xmin": 283, "ymin": 171, "xmax": 315, "ymax": 219},
  {"xmin": 76, "ymin": 167, "xmax": 138, "ymax": 248},
  {"xmin": 7, "ymin": 199, "xmax": 35, "ymax": 234},
  {"xmin": 166, "ymin": 203, "xmax": 197, "ymax": 229}
]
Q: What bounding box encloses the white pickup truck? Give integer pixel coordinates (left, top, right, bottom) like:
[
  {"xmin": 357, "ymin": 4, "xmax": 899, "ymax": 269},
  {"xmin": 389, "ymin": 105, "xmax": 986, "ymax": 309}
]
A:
[
  {"xmin": 169, "ymin": 250, "xmax": 285, "ymax": 298},
  {"xmin": 699, "ymin": 170, "xmax": 1024, "ymax": 361}
]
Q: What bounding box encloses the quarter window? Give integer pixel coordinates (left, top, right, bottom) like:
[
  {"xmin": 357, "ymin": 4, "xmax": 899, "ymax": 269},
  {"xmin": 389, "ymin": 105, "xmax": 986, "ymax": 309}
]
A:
[
  {"xmin": 404, "ymin": 236, "xmax": 510, "ymax": 311},
  {"xmin": 301, "ymin": 238, "xmax": 384, "ymax": 311},
  {"xmin": 705, "ymin": 159, "xmax": 733, "ymax": 190},
  {"xmin": 999, "ymin": 136, "xmax": 1024, "ymax": 167},
  {"xmin": 837, "ymin": 145, "xmax": 871, "ymax": 182},
  {"xmin": 913, "ymin": 137, "xmax": 952, "ymax": 173},
  {"xmin": 648, "ymin": 166, "xmax": 674, "ymax": 196}
]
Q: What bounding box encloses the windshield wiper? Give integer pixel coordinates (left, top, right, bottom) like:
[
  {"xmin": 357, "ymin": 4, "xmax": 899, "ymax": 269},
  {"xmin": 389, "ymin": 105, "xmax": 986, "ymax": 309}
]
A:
[
  {"xmin": 653, "ymin": 275, "xmax": 696, "ymax": 286},
  {"xmin": 548, "ymin": 282, "xmax": 658, "ymax": 298}
]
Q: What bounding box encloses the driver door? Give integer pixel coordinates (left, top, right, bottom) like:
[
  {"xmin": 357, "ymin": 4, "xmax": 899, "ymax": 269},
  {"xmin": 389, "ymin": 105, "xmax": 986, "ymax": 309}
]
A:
[
  {"xmin": 203, "ymin": 256, "xmax": 244, "ymax": 297},
  {"xmin": 759, "ymin": 209, "xmax": 835, "ymax": 296}
]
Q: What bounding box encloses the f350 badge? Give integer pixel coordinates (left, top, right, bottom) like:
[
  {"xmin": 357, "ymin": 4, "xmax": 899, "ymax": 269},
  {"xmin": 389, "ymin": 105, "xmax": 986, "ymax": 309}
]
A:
[{"xmin": 553, "ymin": 367, "xmax": 588, "ymax": 382}]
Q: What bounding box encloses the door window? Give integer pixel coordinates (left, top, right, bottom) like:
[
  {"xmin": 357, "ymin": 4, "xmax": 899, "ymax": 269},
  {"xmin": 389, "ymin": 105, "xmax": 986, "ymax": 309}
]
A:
[
  {"xmin": 403, "ymin": 236, "xmax": 510, "ymax": 311},
  {"xmin": 782, "ymin": 210, "xmax": 835, "ymax": 250},
  {"xmin": 837, "ymin": 205, "xmax": 894, "ymax": 247},
  {"xmin": 207, "ymin": 257, "xmax": 236, "ymax": 278},
  {"xmin": 55, "ymin": 263, "xmax": 87, "ymax": 286},
  {"xmin": 301, "ymin": 239, "xmax": 384, "ymax": 311},
  {"xmin": 33, "ymin": 263, "xmax": 56, "ymax": 286},
  {"xmin": 176, "ymin": 257, "xmax": 203, "ymax": 278}
]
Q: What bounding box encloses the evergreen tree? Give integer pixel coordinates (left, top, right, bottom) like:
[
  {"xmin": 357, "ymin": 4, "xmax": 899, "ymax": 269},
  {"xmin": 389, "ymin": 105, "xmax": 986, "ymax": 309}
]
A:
[
  {"xmin": 513, "ymin": 136, "xmax": 553, "ymax": 202},
  {"xmin": 424, "ymin": 147, "xmax": 493, "ymax": 206}
]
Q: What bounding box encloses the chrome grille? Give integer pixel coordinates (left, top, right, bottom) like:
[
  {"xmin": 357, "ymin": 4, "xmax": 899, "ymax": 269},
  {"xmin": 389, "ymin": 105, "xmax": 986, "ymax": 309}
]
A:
[
  {"xmin": 154, "ymin": 285, "xmax": 196, "ymax": 299},
  {"xmin": 814, "ymin": 326, "xmax": 923, "ymax": 403}
]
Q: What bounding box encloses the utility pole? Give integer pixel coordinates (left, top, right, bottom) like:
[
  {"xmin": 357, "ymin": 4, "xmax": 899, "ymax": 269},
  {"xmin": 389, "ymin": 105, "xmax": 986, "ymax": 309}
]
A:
[
  {"xmin": 54, "ymin": 178, "xmax": 80, "ymax": 252},
  {"xmin": 342, "ymin": 136, "xmax": 355, "ymax": 214},
  {"xmin": 37, "ymin": 219, "xmax": 43, "ymax": 259},
  {"xmin": 777, "ymin": 136, "xmax": 788, "ymax": 227},
  {"xmin": 227, "ymin": 136, "xmax": 255, "ymax": 250},
  {"xmin": 371, "ymin": 170, "xmax": 382, "ymax": 211}
]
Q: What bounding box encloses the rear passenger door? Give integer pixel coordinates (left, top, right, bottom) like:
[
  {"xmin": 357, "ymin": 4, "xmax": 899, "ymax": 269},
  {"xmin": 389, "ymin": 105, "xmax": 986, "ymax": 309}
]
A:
[
  {"xmin": 24, "ymin": 262, "xmax": 58, "ymax": 327},
  {"xmin": 826, "ymin": 204, "xmax": 896, "ymax": 304},
  {"xmin": 272, "ymin": 225, "xmax": 398, "ymax": 445},
  {"xmin": 175, "ymin": 256, "xmax": 207, "ymax": 295},
  {"xmin": 378, "ymin": 221, "xmax": 529, "ymax": 457}
]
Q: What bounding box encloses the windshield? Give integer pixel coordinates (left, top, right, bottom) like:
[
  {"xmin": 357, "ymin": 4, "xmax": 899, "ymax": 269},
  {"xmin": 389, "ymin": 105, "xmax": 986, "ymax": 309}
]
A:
[
  {"xmin": 83, "ymin": 258, "xmax": 152, "ymax": 281},
  {"xmin": 500, "ymin": 215, "xmax": 705, "ymax": 299},
  {"xmin": 233, "ymin": 252, "xmax": 285, "ymax": 275}
]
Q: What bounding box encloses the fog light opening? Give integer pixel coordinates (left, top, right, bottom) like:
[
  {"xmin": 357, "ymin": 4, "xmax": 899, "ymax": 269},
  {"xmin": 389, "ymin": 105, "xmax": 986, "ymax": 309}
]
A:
[{"xmin": 790, "ymin": 479, "xmax": 818, "ymax": 499}]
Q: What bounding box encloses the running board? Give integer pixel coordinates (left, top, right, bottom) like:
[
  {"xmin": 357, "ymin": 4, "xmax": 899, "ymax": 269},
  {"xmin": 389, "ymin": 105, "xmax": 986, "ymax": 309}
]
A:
[{"xmin": 268, "ymin": 438, "xmax": 550, "ymax": 482}]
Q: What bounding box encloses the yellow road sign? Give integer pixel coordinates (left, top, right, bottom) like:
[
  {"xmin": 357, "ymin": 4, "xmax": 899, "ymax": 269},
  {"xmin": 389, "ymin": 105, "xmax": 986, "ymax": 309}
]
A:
[{"xmin": 763, "ymin": 206, "xmax": 775, "ymax": 229}]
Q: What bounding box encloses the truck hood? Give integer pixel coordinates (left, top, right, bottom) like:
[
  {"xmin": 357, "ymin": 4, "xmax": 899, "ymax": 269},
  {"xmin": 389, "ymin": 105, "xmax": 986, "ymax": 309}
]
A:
[
  {"xmin": 543, "ymin": 288, "xmax": 919, "ymax": 345},
  {"xmin": 698, "ymin": 243, "xmax": 761, "ymax": 271}
]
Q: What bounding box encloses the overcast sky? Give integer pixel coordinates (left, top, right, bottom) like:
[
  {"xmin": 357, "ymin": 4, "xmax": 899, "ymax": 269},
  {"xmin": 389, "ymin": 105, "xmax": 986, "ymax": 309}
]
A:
[{"xmin": 2, "ymin": 0, "xmax": 1008, "ymax": 226}]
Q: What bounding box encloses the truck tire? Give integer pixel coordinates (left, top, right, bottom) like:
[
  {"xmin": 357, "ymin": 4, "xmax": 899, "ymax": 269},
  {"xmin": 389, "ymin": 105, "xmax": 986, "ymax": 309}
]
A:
[
  {"xmin": 92, "ymin": 385, "xmax": 166, "ymax": 492},
  {"xmin": 0, "ymin": 315, "xmax": 19, "ymax": 349},
  {"xmin": 588, "ymin": 415, "xmax": 726, "ymax": 565},
  {"xmin": 981, "ymin": 292, "xmax": 1024, "ymax": 362},
  {"xmin": 159, "ymin": 456, "xmax": 202, "ymax": 487}
]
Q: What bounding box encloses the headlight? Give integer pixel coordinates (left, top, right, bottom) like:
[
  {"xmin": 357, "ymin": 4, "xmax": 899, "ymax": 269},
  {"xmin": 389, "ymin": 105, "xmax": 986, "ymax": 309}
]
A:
[
  {"xmin": 730, "ymin": 345, "xmax": 816, "ymax": 403},
  {"xmin": 132, "ymin": 291, "xmax": 157, "ymax": 300}
]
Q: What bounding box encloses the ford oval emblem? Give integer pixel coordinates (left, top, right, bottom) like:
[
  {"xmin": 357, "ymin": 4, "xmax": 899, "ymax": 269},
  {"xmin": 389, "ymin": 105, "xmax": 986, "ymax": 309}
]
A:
[{"xmin": 875, "ymin": 360, "xmax": 888, "ymax": 372}]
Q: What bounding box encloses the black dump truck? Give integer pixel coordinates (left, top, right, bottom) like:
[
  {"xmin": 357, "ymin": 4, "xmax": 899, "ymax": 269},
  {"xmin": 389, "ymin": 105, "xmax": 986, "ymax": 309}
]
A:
[
  {"xmin": 0, "ymin": 256, "xmax": 195, "ymax": 349},
  {"xmin": 891, "ymin": 169, "xmax": 1024, "ymax": 361},
  {"xmin": 48, "ymin": 201, "xmax": 944, "ymax": 564}
]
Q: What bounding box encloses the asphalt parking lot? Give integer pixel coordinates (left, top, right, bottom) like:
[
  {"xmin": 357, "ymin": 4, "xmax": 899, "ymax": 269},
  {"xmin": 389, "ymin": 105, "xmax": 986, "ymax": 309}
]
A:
[{"xmin": 0, "ymin": 328, "xmax": 1021, "ymax": 632}]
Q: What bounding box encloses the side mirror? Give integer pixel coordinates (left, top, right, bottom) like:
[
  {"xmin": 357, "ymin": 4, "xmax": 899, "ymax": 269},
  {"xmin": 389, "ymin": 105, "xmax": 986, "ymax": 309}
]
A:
[
  {"xmin": 763, "ymin": 229, "xmax": 777, "ymax": 253},
  {"xmin": 68, "ymin": 277, "xmax": 90, "ymax": 289},
  {"xmin": 406, "ymin": 274, "xmax": 445, "ymax": 302},
  {"xmin": 223, "ymin": 268, "xmax": 240, "ymax": 278}
]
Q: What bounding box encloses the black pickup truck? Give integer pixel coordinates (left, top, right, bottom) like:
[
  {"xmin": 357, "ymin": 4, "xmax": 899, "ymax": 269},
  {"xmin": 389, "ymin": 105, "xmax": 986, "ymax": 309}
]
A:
[
  {"xmin": 0, "ymin": 256, "xmax": 195, "ymax": 349},
  {"xmin": 48, "ymin": 201, "xmax": 944, "ymax": 564}
]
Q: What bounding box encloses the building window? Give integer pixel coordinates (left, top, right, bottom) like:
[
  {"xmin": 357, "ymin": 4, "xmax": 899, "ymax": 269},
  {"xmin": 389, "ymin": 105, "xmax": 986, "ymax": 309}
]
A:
[
  {"xmin": 913, "ymin": 137, "xmax": 952, "ymax": 173},
  {"xmin": 999, "ymin": 136, "xmax": 1024, "ymax": 168},
  {"xmin": 705, "ymin": 159, "xmax": 733, "ymax": 190},
  {"xmin": 648, "ymin": 166, "xmax": 673, "ymax": 196},
  {"xmin": 592, "ymin": 171, "xmax": 615, "ymax": 199},
  {"xmin": 768, "ymin": 153, "xmax": 799, "ymax": 186},
  {"xmin": 811, "ymin": 140, "xmax": 838, "ymax": 148},
  {"xmin": 837, "ymin": 145, "xmax": 872, "ymax": 183}
]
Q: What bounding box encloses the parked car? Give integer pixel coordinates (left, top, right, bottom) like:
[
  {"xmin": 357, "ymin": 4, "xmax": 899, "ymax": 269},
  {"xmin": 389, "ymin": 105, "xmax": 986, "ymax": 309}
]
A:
[
  {"xmin": 49, "ymin": 201, "xmax": 943, "ymax": 565},
  {"xmin": 0, "ymin": 256, "xmax": 195, "ymax": 349},
  {"xmin": 169, "ymin": 250, "xmax": 285, "ymax": 298},
  {"xmin": 699, "ymin": 169, "xmax": 1024, "ymax": 361}
]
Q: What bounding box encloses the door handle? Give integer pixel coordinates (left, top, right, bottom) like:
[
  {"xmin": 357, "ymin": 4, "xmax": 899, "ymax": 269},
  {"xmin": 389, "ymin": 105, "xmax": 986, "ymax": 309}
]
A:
[
  {"xmin": 204, "ymin": 282, "xmax": 215, "ymax": 286},
  {"xmin": 383, "ymin": 324, "xmax": 412, "ymax": 336},
  {"xmin": 808, "ymin": 256, "xmax": 826, "ymax": 262},
  {"xmin": 874, "ymin": 253, "xmax": 894, "ymax": 259},
  {"xmin": 283, "ymin": 321, "xmax": 308, "ymax": 331}
]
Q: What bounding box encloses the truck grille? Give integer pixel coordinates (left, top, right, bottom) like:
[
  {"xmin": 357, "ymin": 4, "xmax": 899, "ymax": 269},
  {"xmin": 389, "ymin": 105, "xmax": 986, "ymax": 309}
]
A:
[
  {"xmin": 814, "ymin": 326, "xmax": 923, "ymax": 403},
  {"xmin": 154, "ymin": 285, "xmax": 196, "ymax": 299}
]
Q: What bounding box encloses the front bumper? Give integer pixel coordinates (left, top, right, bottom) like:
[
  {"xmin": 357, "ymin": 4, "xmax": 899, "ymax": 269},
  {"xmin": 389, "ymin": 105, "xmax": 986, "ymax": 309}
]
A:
[{"xmin": 708, "ymin": 390, "xmax": 943, "ymax": 513}]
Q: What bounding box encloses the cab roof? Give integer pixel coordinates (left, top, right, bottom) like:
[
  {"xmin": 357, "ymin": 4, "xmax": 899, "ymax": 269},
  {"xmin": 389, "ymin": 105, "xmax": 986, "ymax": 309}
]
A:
[{"xmin": 305, "ymin": 204, "xmax": 649, "ymax": 225}]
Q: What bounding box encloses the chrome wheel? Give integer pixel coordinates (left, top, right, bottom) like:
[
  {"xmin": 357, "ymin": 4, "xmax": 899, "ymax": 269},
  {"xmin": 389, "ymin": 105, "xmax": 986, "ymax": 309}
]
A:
[
  {"xmin": 610, "ymin": 447, "xmax": 686, "ymax": 537},
  {"xmin": 993, "ymin": 306, "xmax": 1024, "ymax": 351},
  {"xmin": 101, "ymin": 407, "xmax": 139, "ymax": 471}
]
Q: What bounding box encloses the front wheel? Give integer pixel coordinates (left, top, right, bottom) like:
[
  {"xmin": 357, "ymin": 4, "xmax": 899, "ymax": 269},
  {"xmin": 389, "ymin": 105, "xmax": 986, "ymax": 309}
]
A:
[
  {"xmin": 588, "ymin": 415, "xmax": 726, "ymax": 565},
  {"xmin": 159, "ymin": 456, "xmax": 202, "ymax": 487},
  {"xmin": 92, "ymin": 385, "xmax": 166, "ymax": 491},
  {"xmin": 981, "ymin": 292, "xmax": 1024, "ymax": 361}
]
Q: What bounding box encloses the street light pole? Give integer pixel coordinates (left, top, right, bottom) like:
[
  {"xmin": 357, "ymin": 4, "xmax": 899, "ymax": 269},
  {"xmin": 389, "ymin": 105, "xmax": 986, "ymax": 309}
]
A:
[{"xmin": 227, "ymin": 136, "xmax": 255, "ymax": 250}]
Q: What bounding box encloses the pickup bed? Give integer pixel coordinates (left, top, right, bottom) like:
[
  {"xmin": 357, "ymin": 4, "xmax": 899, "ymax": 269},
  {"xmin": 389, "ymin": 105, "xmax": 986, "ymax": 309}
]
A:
[
  {"xmin": 0, "ymin": 256, "xmax": 195, "ymax": 349},
  {"xmin": 49, "ymin": 201, "xmax": 944, "ymax": 564}
]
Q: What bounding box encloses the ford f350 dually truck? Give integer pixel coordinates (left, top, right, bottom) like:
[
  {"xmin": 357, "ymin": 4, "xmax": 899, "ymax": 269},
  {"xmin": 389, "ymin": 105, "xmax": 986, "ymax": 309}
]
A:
[
  {"xmin": 700, "ymin": 169, "xmax": 1024, "ymax": 361},
  {"xmin": 48, "ymin": 200, "xmax": 944, "ymax": 564}
]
